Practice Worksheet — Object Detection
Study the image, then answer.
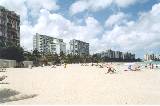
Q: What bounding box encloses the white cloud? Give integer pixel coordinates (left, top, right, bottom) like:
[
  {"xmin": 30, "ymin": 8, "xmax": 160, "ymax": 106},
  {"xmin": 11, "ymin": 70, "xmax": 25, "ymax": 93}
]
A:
[
  {"xmin": 19, "ymin": 8, "xmax": 102, "ymax": 52},
  {"xmin": 88, "ymin": 0, "xmax": 113, "ymax": 11},
  {"xmin": 69, "ymin": 0, "xmax": 147, "ymax": 15},
  {"xmin": 70, "ymin": 0, "xmax": 113, "ymax": 15},
  {"xmin": 20, "ymin": 23, "xmax": 34, "ymax": 50},
  {"xmin": 0, "ymin": 0, "xmax": 160, "ymax": 57},
  {"xmin": 115, "ymin": 0, "xmax": 138, "ymax": 7},
  {"xmin": 105, "ymin": 12, "xmax": 129, "ymax": 28},
  {"xmin": 0, "ymin": 0, "xmax": 60, "ymax": 50},
  {"xmin": 69, "ymin": 0, "xmax": 88, "ymax": 15},
  {"xmin": 26, "ymin": 0, "xmax": 59, "ymax": 20},
  {"xmin": 19, "ymin": 1, "xmax": 160, "ymax": 57},
  {"xmin": 0, "ymin": 0, "xmax": 28, "ymax": 21},
  {"xmin": 0, "ymin": 0, "xmax": 59, "ymax": 22},
  {"xmin": 100, "ymin": 2, "xmax": 160, "ymax": 54}
]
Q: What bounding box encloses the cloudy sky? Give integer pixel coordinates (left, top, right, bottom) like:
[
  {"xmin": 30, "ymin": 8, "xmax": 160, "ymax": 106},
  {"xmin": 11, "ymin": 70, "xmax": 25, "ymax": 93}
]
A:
[{"xmin": 0, "ymin": 0, "xmax": 160, "ymax": 58}]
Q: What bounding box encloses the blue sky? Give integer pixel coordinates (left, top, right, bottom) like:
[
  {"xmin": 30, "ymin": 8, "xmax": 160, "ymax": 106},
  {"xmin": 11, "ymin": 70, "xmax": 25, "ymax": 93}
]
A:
[
  {"xmin": 0, "ymin": 0, "xmax": 160, "ymax": 58},
  {"xmin": 57, "ymin": 0, "xmax": 158, "ymax": 24}
]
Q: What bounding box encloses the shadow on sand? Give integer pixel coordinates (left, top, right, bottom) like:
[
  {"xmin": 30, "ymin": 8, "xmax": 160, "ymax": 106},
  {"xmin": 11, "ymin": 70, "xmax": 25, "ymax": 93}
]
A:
[{"xmin": 0, "ymin": 88, "xmax": 38, "ymax": 104}]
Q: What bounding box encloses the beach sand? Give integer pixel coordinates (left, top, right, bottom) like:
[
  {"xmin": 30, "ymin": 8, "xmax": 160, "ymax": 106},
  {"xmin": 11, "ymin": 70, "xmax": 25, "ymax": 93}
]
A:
[{"xmin": 1, "ymin": 63, "xmax": 160, "ymax": 104}]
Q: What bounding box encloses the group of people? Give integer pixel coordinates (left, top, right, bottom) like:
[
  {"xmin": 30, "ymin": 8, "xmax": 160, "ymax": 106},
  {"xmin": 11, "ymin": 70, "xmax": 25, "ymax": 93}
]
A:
[
  {"xmin": 51, "ymin": 63, "xmax": 67, "ymax": 68},
  {"xmin": 124, "ymin": 64, "xmax": 141, "ymax": 71},
  {"xmin": 37, "ymin": 63, "xmax": 68, "ymax": 69},
  {"xmin": 36, "ymin": 62, "xmax": 160, "ymax": 73},
  {"xmin": 90, "ymin": 63, "xmax": 117, "ymax": 74},
  {"xmin": 145, "ymin": 63, "xmax": 159, "ymax": 69},
  {"xmin": 93, "ymin": 62, "xmax": 143, "ymax": 73}
]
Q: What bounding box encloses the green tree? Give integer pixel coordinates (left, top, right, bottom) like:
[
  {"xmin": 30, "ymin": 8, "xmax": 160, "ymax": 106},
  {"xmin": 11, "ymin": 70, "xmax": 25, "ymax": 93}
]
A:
[
  {"xmin": 0, "ymin": 46, "xmax": 24, "ymax": 63},
  {"xmin": 53, "ymin": 53, "xmax": 60, "ymax": 64},
  {"xmin": 32, "ymin": 49, "xmax": 41, "ymax": 66},
  {"xmin": 59, "ymin": 51, "xmax": 66, "ymax": 64},
  {"xmin": 92, "ymin": 54, "xmax": 101, "ymax": 63},
  {"xmin": 24, "ymin": 51, "xmax": 33, "ymax": 61}
]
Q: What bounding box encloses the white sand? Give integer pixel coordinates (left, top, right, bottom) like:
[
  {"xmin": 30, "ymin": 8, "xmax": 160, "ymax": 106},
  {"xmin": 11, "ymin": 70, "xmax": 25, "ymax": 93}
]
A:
[{"xmin": 1, "ymin": 63, "xmax": 160, "ymax": 104}]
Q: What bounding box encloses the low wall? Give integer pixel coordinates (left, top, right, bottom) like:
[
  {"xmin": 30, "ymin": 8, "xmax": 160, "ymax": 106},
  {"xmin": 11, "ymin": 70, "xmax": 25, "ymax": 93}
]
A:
[
  {"xmin": 0, "ymin": 59, "xmax": 17, "ymax": 68},
  {"xmin": 23, "ymin": 61, "xmax": 33, "ymax": 68}
]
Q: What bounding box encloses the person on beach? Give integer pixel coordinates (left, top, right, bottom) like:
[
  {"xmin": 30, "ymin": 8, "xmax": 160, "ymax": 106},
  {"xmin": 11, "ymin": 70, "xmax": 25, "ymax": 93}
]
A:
[
  {"xmin": 99, "ymin": 64, "xmax": 103, "ymax": 68},
  {"xmin": 156, "ymin": 64, "xmax": 158, "ymax": 68},
  {"xmin": 124, "ymin": 64, "xmax": 141, "ymax": 71},
  {"xmin": 107, "ymin": 67, "xmax": 115, "ymax": 73},
  {"xmin": 145, "ymin": 64, "xmax": 147, "ymax": 68},
  {"xmin": 149, "ymin": 63, "xmax": 152, "ymax": 69},
  {"xmin": 64, "ymin": 63, "xmax": 67, "ymax": 68},
  {"xmin": 105, "ymin": 63, "xmax": 116, "ymax": 74},
  {"xmin": 0, "ymin": 75, "xmax": 7, "ymax": 81},
  {"xmin": 128, "ymin": 65, "xmax": 132, "ymax": 70},
  {"xmin": 91, "ymin": 63, "xmax": 93, "ymax": 66},
  {"xmin": 51, "ymin": 64, "xmax": 56, "ymax": 68},
  {"xmin": 151, "ymin": 64, "xmax": 154, "ymax": 69}
]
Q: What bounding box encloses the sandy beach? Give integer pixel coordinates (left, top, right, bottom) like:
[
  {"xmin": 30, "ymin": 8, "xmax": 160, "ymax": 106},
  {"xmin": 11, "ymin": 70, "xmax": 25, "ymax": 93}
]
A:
[{"xmin": 1, "ymin": 63, "xmax": 160, "ymax": 104}]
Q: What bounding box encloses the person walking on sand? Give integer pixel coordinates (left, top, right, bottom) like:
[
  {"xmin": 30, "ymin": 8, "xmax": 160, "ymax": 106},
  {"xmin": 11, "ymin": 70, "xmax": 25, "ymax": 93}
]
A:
[
  {"xmin": 105, "ymin": 63, "xmax": 116, "ymax": 74},
  {"xmin": 151, "ymin": 64, "xmax": 154, "ymax": 69},
  {"xmin": 156, "ymin": 64, "xmax": 158, "ymax": 68},
  {"xmin": 106, "ymin": 67, "xmax": 116, "ymax": 74},
  {"xmin": 64, "ymin": 63, "xmax": 67, "ymax": 68}
]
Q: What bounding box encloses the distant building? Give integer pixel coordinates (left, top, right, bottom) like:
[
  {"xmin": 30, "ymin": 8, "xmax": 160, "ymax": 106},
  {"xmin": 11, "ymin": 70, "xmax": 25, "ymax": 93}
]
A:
[
  {"xmin": 123, "ymin": 52, "xmax": 135, "ymax": 60},
  {"xmin": 115, "ymin": 51, "xmax": 123, "ymax": 59},
  {"xmin": 33, "ymin": 33, "xmax": 66, "ymax": 55},
  {"xmin": 69, "ymin": 39, "xmax": 89, "ymax": 56},
  {"xmin": 0, "ymin": 6, "xmax": 20, "ymax": 47},
  {"xmin": 98, "ymin": 49, "xmax": 135, "ymax": 60},
  {"xmin": 101, "ymin": 49, "xmax": 115, "ymax": 59},
  {"xmin": 144, "ymin": 53, "xmax": 160, "ymax": 61}
]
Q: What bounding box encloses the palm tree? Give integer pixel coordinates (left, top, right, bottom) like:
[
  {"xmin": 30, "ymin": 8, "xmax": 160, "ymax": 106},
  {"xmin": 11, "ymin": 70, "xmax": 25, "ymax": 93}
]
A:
[{"xmin": 32, "ymin": 49, "xmax": 41, "ymax": 66}]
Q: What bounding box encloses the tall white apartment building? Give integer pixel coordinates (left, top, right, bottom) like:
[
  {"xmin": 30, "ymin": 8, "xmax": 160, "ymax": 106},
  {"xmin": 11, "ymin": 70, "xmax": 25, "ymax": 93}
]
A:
[
  {"xmin": 69, "ymin": 39, "xmax": 89, "ymax": 56},
  {"xmin": 33, "ymin": 33, "xmax": 66, "ymax": 55}
]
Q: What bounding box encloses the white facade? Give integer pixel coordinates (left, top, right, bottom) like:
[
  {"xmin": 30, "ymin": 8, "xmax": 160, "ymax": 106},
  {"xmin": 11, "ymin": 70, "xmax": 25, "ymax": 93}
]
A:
[
  {"xmin": 23, "ymin": 61, "xmax": 33, "ymax": 68},
  {"xmin": 144, "ymin": 53, "xmax": 160, "ymax": 61},
  {"xmin": 69, "ymin": 39, "xmax": 89, "ymax": 56},
  {"xmin": 99, "ymin": 49, "xmax": 135, "ymax": 60},
  {"xmin": 33, "ymin": 33, "xmax": 66, "ymax": 55}
]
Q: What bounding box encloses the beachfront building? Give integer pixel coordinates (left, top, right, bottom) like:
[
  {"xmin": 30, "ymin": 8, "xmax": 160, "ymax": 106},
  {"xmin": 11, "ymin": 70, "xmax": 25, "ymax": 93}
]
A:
[
  {"xmin": 144, "ymin": 53, "xmax": 160, "ymax": 61},
  {"xmin": 144, "ymin": 54, "xmax": 151, "ymax": 61},
  {"xmin": 115, "ymin": 51, "xmax": 123, "ymax": 59},
  {"xmin": 33, "ymin": 33, "xmax": 66, "ymax": 55},
  {"xmin": 0, "ymin": 6, "xmax": 20, "ymax": 47},
  {"xmin": 101, "ymin": 49, "xmax": 115, "ymax": 59},
  {"xmin": 123, "ymin": 52, "xmax": 135, "ymax": 60},
  {"xmin": 69, "ymin": 39, "xmax": 89, "ymax": 56},
  {"xmin": 98, "ymin": 49, "xmax": 135, "ymax": 61}
]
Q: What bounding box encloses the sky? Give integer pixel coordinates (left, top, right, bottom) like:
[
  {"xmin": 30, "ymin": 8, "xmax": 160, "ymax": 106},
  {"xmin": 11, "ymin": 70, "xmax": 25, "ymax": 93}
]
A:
[{"xmin": 0, "ymin": 0, "xmax": 160, "ymax": 58}]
